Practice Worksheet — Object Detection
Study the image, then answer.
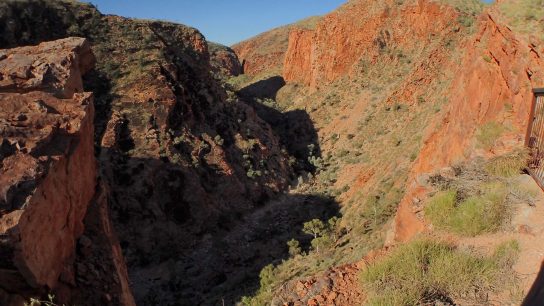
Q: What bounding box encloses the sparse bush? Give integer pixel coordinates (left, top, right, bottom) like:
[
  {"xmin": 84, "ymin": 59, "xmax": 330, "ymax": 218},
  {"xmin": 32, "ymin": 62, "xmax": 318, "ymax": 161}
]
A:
[
  {"xmin": 25, "ymin": 294, "xmax": 64, "ymax": 306},
  {"xmin": 259, "ymin": 264, "xmax": 275, "ymax": 289},
  {"xmin": 246, "ymin": 168, "xmax": 262, "ymax": 179},
  {"xmin": 308, "ymin": 155, "xmax": 324, "ymax": 170},
  {"xmin": 302, "ymin": 218, "xmax": 339, "ymax": 253},
  {"xmin": 173, "ymin": 135, "xmax": 185, "ymax": 145},
  {"xmin": 310, "ymin": 235, "xmax": 332, "ymax": 253},
  {"xmin": 424, "ymin": 190, "xmax": 457, "ymax": 228},
  {"xmin": 214, "ymin": 135, "xmax": 224, "ymax": 146},
  {"xmin": 476, "ymin": 121, "xmax": 505, "ymax": 150},
  {"xmin": 302, "ymin": 219, "xmax": 326, "ymax": 240},
  {"xmin": 360, "ymin": 239, "xmax": 519, "ymax": 305},
  {"xmin": 499, "ymin": 0, "xmax": 544, "ymax": 35},
  {"xmin": 485, "ymin": 148, "xmax": 528, "ymax": 177}
]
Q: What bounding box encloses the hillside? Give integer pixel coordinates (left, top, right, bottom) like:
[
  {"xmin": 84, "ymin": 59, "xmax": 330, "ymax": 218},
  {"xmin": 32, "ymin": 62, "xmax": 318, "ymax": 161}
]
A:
[
  {"xmin": 231, "ymin": 16, "xmax": 321, "ymax": 87},
  {"xmin": 0, "ymin": 0, "xmax": 543, "ymax": 305},
  {"xmin": 0, "ymin": 0, "xmax": 298, "ymax": 305},
  {"xmin": 229, "ymin": 0, "xmax": 544, "ymax": 304}
]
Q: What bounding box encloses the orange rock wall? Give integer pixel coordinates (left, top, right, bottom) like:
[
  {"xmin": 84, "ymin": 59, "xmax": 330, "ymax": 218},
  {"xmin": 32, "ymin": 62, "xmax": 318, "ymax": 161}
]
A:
[
  {"xmin": 14, "ymin": 93, "xmax": 96, "ymax": 288},
  {"xmin": 283, "ymin": 0, "xmax": 457, "ymax": 88},
  {"xmin": 0, "ymin": 38, "xmax": 135, "ymax": 305},
  {"xmin": 394, "ymin": 13, "xmax": 544, "ymax": 241}
]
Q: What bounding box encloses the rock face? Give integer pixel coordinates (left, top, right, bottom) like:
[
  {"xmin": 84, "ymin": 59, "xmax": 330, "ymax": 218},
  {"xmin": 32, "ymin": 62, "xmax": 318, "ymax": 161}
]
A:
[
  {"xmin": 0, "ymin": 37, "xmax": 135, "ymax": 306},
  {"xmin": 209, "ymin": 42, "xmax": 243, "ymax": 77},
  {"xmin": 0, "ymin": 38, "xmax": 94, "ymax": 98},
  {"xmin": 283, "ymin": 0, "xmax": 458, "ymax": 89},
  {"xmin": 0, "ymin": 38, "xmax": 91, "ymax": 299},
  {"xmin": 0, "ymin": 90, "xmax": 94, "ymax": 286},
  {"xmin": 394, "ymin": 11, "xmax": 544, "ymax": 242},
  {"xmin": 0, "ymin": 1, "xmax": 294, "ymax": 304},
  {"xmin": 232, "ymin": 16, "xmax": 321, "ymax": 78}
]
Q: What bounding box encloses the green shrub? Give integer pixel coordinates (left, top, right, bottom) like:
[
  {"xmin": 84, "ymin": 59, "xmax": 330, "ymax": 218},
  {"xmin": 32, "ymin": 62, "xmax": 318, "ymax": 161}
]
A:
[
  {"xmin": 360, "ymin": 239, "xmax": 518, "ymax": 305},
  {"xmin": 425, "ymin": 183, "xmax": 507, "ymax": 236},
  {"xmin": 358, "ymin": 187, "xmax": 404, "ymax": 234},
  {"xmin": 259, "ymin": 264, "xmax": 275, "ymax": 289},
  {"xmin": 424, "ymin": 190, "xmax": 457, "ymax": 227},
  {"xmin": 246, "ymin": 168, "xmax": 262, "ymax": 179},
  {"xmin": 475, "ymin": 121, "xmax": 505, "ymax": 150},
  {"xmin": 214, "ymin": 135, "xmax": 224, "ymax": 146},
  {"xmin": 25, "ymin": 294, "xmax": 64, "ymax": 306},
  {"xmin": 287, "ymin": 239, "xmax": 302, "ymax": 257},
  {"xmin": 485, "ymin": 149, "xmax": 529, "ymax": 177}
]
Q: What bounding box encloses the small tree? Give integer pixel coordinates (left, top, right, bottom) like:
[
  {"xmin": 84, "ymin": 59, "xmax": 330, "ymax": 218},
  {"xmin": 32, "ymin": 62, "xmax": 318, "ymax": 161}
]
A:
[
  {"xmin": 311, "ymin": 235, "xmax": 332, "ymax": 253},
  {"xmin": 303, "ymin": 219, "xmax": 326, "ymax": 240},
  {"xmin": 302, "ymin": 218, "xmax": 342, "ymax": 254},
  {"xmin": 328, "ymin": 216, "xmax": 340, "ymax": 242},
  {"xmin": 287, "ymin": 239, "xmax": 302, "ymax": 257},
  {"xmin": 303, "ymin": 219, "xmax": 327, "ymax": 253}
]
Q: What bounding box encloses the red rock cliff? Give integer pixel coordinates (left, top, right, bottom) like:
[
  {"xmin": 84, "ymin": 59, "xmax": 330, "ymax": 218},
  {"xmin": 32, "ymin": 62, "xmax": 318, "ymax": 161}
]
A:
[
  {"xmin": 232, "ymin": 16, "xmax": 321, "ymax": 77},
  {"xmin": 283, "ymin": 0, "xmax": 458, "ymax": 89},
  {"xmin": 394, "ymin": 12, "xmax": 544, "ymax": 241},
  {"xmin": 0, "ymin": 38, "xmax": 134, "ymax": 305}
]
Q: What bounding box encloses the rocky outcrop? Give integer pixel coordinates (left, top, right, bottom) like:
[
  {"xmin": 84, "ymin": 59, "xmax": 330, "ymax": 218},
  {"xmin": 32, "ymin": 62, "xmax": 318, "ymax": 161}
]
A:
[
  {"xmin": 0, "ymin": 38, "xmax": 94, "ymax": 98},
  {"xmin": 232, "ymin": 16, "xmax": 321, "ymax": 78},
  {"xmin": 283, "ymin": 29, "xmax": 314, "ymax": 86},
  {"xmin": 0, "ymin": 90, "xmax": 95, "ymax": 286},
  {"xmin": 0, "ymin": 38, "xmax": 97, "ymax": 301},
  {"xmin": 209, "ymin": 42, "xmax": 243, "ymax": 77},
  {"xmin": 0, "ymin": 1, "xmax": 294, "ymax": 304},
  {"xmin": 272, "ymin": 263, "xmax": 364, "ymax": 306},
  {"xmin": 0, "ymin": 36, "xmax": 136, "ymax": 306}
]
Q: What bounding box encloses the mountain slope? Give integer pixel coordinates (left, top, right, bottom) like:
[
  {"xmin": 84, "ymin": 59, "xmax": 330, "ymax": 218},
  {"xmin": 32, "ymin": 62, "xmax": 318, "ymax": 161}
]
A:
[
  {"xmin": 0, "ymin": 0, "xmax": 301, "ymax": 305},
  {"xmin": 232, "ymin": 16, "xmax": 321, "ymax": 83},
  {"xmin": 230, "ymin": 0, "xmax": 544, "ymax": 304},
  {"xmin": 1, "ymin": 0, "xmax": 543, "ymax": 305}
]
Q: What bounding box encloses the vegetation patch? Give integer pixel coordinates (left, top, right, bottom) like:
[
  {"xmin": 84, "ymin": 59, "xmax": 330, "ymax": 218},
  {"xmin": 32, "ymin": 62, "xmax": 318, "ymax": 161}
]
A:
[
  {"xmin": 360, "ymin": 239, "xmax": 520, "ymax": 305},
  {"xmin": 475, "ymin": 121, "xmax": 506, "ymax": 150},
  {"xmin": 425, "ymin": 182, "xmax": 507, "ymax": 236},
  {"xmin": 499, "ymin": 0, "xmax": 544, "ymax": 35},
  {"xmin": 435, "ymin": 0, "xmax": 485, "ymax": 28},
  {"xmin": 485, "ymin": 149, "xmax": 529, "ymax": 177}
]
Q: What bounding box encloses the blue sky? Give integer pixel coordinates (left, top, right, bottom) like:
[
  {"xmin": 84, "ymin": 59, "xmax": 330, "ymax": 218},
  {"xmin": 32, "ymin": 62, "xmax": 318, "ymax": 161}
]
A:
[
  {"xmin": 88, "ymin": 0, "xmax": 347, "ymax": 46},
  {"xmin": 88, "ymin": 0, "xmax": 494, "ymax": 46}
]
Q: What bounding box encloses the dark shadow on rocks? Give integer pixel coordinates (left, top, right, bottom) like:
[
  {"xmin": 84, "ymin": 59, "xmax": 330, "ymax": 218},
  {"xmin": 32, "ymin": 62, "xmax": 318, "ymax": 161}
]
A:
[
  {"xmin": 239, "ymin": 76, "xmax": 286, "ymax": 100},
  {"xmin": 523, "ymin": 262, "xmax": 544, "ymax": 306},
  {"xmin": 103, "ymin": 145, "xmax": 341, "ymax": 305},
  {"xmin": 239, "ymin": 76, "xmax": 321, "ymax": 174},
  {"xmin": 176, "ymin": 193, "xmax": 340, "ymax": 306},
  {"xmin": 99, "ymin": 114, "xmax": 332, "ymax": 305},
  {"xmin": 82, "ymin": 69, "xmax": 118, "ymax": 156}
]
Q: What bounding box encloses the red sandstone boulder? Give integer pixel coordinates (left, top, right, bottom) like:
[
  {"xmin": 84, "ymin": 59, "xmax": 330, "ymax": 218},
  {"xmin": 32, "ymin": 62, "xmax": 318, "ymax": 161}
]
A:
[
  {"xmin": 0, "ymin": 37, "xmax": 98, "ymax": 302},
  {"xmin": 0, "ymin": 37, "xmax": 94, "ymax": 98}
]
